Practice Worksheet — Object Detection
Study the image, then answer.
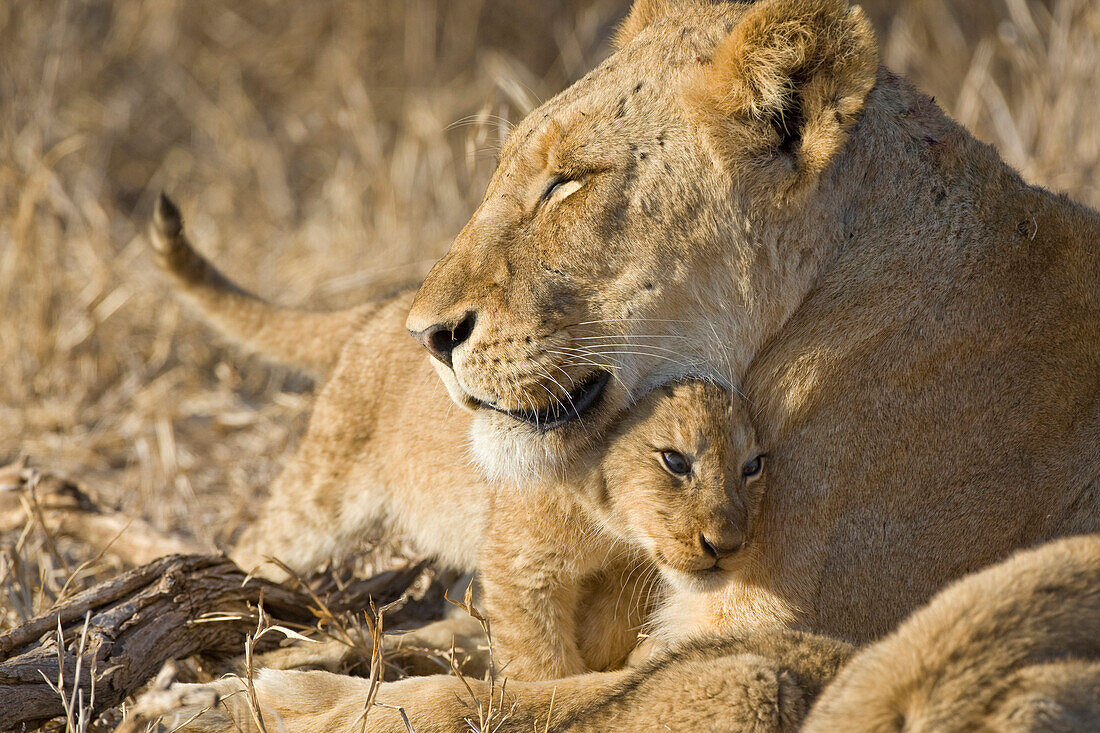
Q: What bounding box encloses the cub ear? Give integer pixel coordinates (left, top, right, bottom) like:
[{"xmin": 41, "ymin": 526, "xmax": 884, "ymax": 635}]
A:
[
  {"xmin": 689, "ymin": 0, "xmax": 878, "ymax": 200},
  {"xmin": 613, "ymin": 0, "xmax": 676, "ymax": 49}
]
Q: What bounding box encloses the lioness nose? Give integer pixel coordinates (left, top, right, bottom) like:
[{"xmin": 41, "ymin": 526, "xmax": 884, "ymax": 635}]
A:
[
  {"xmin": 410, "ymin": 312, "xmax": 476, "ymax": 369},
  {"xmin": 699, "ymin": 530, "xmax": 743, "ymax": 561}
]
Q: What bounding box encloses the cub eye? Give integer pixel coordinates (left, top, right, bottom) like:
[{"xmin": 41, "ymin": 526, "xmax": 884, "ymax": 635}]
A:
[
  {"xmin": 742, "ymin": 455, "xmax": 764, "ymax": 479},
  {"xmin": 660, "ymin": 450, "xmax": 692, "ymax": 477}
]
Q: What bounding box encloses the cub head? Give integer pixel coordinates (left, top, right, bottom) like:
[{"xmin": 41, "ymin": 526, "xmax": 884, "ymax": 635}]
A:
[
  {"xmin": 599, "ymin": 380, "xmax": 765, "ymax": 592},
  {"xmin": 407, "ymin": 0, "xmax": 877, "ymax": 481}
]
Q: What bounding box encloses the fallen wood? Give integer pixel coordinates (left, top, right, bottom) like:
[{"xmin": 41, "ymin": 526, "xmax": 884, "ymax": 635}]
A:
[
  {"xmin": 0, "ymin": 460, "xmax": 212, "ymax": 566},
  {"xmin": 0, "ymin": 554, "xmax": 428, "ymax": 730}
]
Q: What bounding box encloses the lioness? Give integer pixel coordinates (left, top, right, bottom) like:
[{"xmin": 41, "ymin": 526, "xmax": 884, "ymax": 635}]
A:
[
  {"xmin": 400, "ymin": 0, "xmax": 1100, "ymax": 638},
  {"xmin": 144, "ymin": 0, "xmax": 1099, "ymax": 727}
]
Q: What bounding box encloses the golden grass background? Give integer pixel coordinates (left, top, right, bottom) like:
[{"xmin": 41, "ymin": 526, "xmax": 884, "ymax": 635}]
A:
[{"xmin": 1, "ymin": 0, "xmax": 1097, "ymax": 648}]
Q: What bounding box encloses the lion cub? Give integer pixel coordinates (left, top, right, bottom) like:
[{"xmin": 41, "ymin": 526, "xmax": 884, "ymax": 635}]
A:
[{"xmin": 481, "ymin": 380, "xmax": 766, "ymax": 679}]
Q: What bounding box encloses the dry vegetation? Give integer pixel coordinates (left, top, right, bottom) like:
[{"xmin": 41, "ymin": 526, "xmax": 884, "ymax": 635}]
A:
[{"xmin": 1, "ymin": 0, "xmax": 1097, "ymax": 727}]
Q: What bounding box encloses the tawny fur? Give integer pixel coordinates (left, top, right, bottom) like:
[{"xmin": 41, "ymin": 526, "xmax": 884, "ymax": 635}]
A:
[
  {"xmin": 480, "ymin": 381, "xmax": 765, "ymax": 678},
  {"xmin": 151, "ymin": 201, "xmax": 788, "ymax": 682},
  {"xmin": 138, "ymin": 537, "xmax": 1100, "ymax": 733},
  {"xmin": 598, "ymin": 381, "xmax": 774, "ymax": 642},
  {"xmin": 144, "ymin": 0, "xmax": 1100, "ymax": 726},
  {"xmin": 150, "ymin": 194, "xmax": 375, "ymax": 375},
  {"xmin": 136, "ymin": 628, "xmax": 853, "ymax": 733},
  {"xmin": 151, "ymin": 197, "xmax": 659, "ymax": 679},
  {"xmin": 405, "ymin": 0, "xmax": 1100, "ymax": 642},
  {"xmin": 984, "ymin": 661, "xmax": 1100, "ymax": 733},
  {"xmin": 152, "ymin": 195, "xmax": 488, "ymax": 575},
  {"xmin": 803, "ymin": 535, "xmax": 1100, "ymax": 732}
]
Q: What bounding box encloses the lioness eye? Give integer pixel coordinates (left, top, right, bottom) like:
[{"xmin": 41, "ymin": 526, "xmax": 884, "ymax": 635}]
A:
[
  {"xmin": 660, "ymin": 450, "xmax": 692, "ymax": 476},
  {"xmin": 541, "ymin": 176, "xmax": 583, "ymax": 205},
  {"xmin": 742, "ymin": 455, "xmax": 764, "ymax": 478},
  {"xmin": 542, "ymin": 177, "xmax": 566, "ymax": 200}
]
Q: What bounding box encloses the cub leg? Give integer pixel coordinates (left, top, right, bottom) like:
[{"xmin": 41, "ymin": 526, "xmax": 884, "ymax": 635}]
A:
[
  {"xmin": 479, "ymin": 485, "xmax": 616, "ymax": 680},
  {"xmin": 574, "ymin": 551, "xmax": 657, "ymax": 671}
]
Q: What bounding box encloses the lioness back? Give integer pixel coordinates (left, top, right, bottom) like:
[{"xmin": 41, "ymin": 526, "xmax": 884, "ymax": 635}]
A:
[{"xmin": 804, "ymin": 535, "xmax": 1100, "ymax": 732}]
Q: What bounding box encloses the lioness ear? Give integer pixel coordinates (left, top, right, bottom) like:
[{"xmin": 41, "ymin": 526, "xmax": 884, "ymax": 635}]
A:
[
  {"xmin": 689, "ymin": 0, "xmax": 878, "ymax": 199},
  {"xmin": 612, "ymin": 0, "xmax": 676, "ymax": 49}
]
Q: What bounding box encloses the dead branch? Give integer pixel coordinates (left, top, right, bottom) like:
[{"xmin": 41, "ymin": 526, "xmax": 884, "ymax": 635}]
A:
[{"xmin": 0, "ymin": 553, "xmax": 427, "ymax": 730}]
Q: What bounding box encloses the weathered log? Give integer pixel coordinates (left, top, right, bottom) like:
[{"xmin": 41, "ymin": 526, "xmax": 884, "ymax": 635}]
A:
[{"xmin": 0, "ymin": 554, "xmax": 427, "ymax": 730}]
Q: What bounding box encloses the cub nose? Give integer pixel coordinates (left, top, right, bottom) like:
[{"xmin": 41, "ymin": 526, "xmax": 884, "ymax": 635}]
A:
[
  {"xmin": 699, "ymin": 529, "xmax": 743, "ymax": 561},
  {"xmin": 409, "ymin": 312, "xmax": 476, "ymax": 369}
]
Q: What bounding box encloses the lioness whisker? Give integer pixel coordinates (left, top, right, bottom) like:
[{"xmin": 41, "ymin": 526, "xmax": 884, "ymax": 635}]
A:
[
  {"xmin": 568, "ymin": 341, "xmax": 694, "ymax": 358},
  {"xmin": 544, "ymin": 351, "xmax": 631, "ymax": 392},
  {"xmin": 522, "ymin": 392, "xmax": 542, "ymax": 431},
  {"xmin": 559, "ymin": 346, "xmax": 703, "ymax": 370},
  {"xmin": 529, "ymin": 361, "xmax": 574, "ymax": 402},
  {"xmin": 545, "ymin": 349, "xmax": 615, "ymax": 369},
  {"xmin": 613, "ymin": 555, "xmax": 652, "ymax": 621},
  {"xmin": 530, "ymin": 364, "xmax": 575, "ymax": 416},
  {"xmin": 543, "ymin": 361, "xmax": 577, "ymax": 390},
  {"xmin": 570, "ymin": 317, "xmax": 699, "ymax": 326},
  {"xmin": 571, "ymin": 334, "xmax": 695, "ymax": 342},
  {"xmin": 446, "ymin": 114, "xmax": 514, "ymax": 132}
]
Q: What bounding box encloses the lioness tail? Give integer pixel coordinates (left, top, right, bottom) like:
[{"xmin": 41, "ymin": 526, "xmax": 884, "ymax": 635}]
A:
[{"xmin": 150, "ymin": 194, "xmax": 369, "ymax": 374}]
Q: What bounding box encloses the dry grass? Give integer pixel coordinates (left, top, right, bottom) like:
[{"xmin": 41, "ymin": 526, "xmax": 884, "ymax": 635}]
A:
[
  {"xmin": 1, "ymin": 0, "xmax": 1098, "ymax": 726},
  {"xmin": 0, "ymin": 0, "xmax": 626, "ymax": 621}
]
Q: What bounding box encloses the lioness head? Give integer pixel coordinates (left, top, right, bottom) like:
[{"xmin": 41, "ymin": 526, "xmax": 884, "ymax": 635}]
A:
[
  {"xmin": 599, "ymin": 380, "xmax": 764, "ymax": 592},
  {"xmin": 407, "ymin": 0, "xmax": 877, "ymax": 480}
]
